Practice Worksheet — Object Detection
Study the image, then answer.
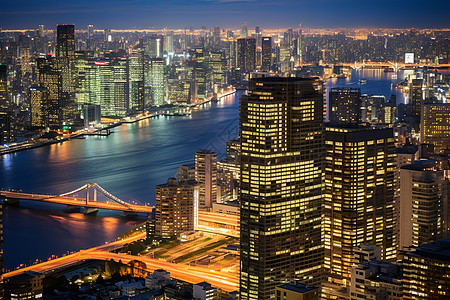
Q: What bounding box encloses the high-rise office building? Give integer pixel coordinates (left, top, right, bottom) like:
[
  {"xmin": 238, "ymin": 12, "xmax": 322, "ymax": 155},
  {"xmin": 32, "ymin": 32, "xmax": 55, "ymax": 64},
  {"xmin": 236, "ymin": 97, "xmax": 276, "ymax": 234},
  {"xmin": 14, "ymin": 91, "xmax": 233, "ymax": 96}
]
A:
[
  {"xmin": 402, "ymin": 238, "xmax": 450, "ymax": 299},
  {"xmin": 87, "ymin": 25, "xmax": 94, "ymax": 50},
  {"xmin": 56, "ymin": 24, "xmax": 76, "ymax": 117},
  {"xmin": 261, "ymin": 37, "xmax": 272, "ymax": 72},
  {"xmin": 0, "ymin": 64, "xmax": 7, "ymax": 108},
  {"xmin": 421, "ymin": 102, "xmax": 450, "ymax": 154},
  {"xmin": 105, "ymin": 28, "xmax": 112, "ymax": 42},
  {"xmin": 38, "ymin": 67, "xmax": 61, "ymax": 127},
  {"xmin": 195, "ymin": 150, "xmax": 218, "ymax": 210},
  {"xmin": 255, "ymin": 25, "xmax": 260, "ymax": 34},
  {"xmin": 0, "ymin": 111, "xmax": 12, "ymax": 145},
  {"xmin": 192, "ymin": 48, "xmax": 206, "ymax": 98},
  {"xmin": 110, "ymin": 57, "xmax": 129, "ymax": 116},
  {"xmin": 207, "ymin": 51, "xmax": 225, "ymax": 93},
  {"xmin": 241, "ymin": 23, "xmax": 248, "ymax": 38},
  {"xmin": 399, "ymin": 160, "xmax": 447, "ymax": 250},
  {"xmin": 146, "ymin": 36, "xmax": 164, "ymax": 58},
  {"xmin": 56, "ymin": 24, "xmax": 75, "ymax": 58},
  {"xmin": 213, "ymin": 26, "xmax": 220, "ymax": 45},
  {"xmin": 323, "ymin": 125, "xmax": 396, "ymax": 286},
  {"xmin": 87, "ymin": 25, "xmax": 94, "ymax": 40},
  {"xmin": 164, "ymin": 33, "xmax": 174, "ymax": 53},
  {"xmin": 146, "ymin": 58, "xmax": 165, "ymax": 106},
  {"xmin": 129, "ymin": 49, "xmax": 145, "ymax": 113},
  {"xmin": 279, "ymin": 45, "xmax": 293, "ymax": 73},
  {"xmin": 237, "ymin": 38, "xmax": 256, "ymax": 73},
  {"xmin": 410, "ymin": 78, "xmax": 423, "ymax": 126},
  {"xmin": 240, "ymin": 77, "xmax": 324, "ymax": 300},
  {"xmin": 84, "ymin": 58, "xmax": 129, "ymax": 117},
  {"xmin": 38, "ymin": 25, "xmax": 45, "ymax": 37},
  {"xmin": 29, "ymin": 87, "xmax": 48, "ymax": 128},
  {"xmin": 155, "ymin": 178, "xmax": 197, "ymax": 238},
  {"xmin": 328, "ymin": 87, "xmax": 362, "ymax": 124}
]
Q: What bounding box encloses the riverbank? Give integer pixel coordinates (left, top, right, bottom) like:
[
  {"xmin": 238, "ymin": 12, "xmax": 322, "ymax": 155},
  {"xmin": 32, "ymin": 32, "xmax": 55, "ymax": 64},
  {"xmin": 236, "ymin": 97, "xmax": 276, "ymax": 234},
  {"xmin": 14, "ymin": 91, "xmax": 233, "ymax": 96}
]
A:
[
  {"xmin": 0, "ymin": 112, "xmax": 162, "ymax": 156},
  {"xmin": 0, "ymin": 88, "xmax": 237, "ymax": 156}
]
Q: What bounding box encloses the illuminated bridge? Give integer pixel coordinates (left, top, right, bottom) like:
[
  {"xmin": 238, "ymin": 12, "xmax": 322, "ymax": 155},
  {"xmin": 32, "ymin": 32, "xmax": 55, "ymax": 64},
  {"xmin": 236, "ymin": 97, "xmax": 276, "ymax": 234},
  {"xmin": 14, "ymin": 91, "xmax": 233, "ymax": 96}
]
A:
[
  {"xmin": 341, "ymin": 61, "xmax": 450, "ymax": 71},
  {"xmin": 0, "ymin": 183, "xmax": 154, "ymax": 214}
]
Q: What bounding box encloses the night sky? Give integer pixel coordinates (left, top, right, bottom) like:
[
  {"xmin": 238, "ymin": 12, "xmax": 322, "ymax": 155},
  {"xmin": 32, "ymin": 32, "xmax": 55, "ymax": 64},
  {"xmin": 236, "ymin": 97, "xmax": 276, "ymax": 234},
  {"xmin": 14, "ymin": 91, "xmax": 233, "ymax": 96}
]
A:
[{"xmin": 1, "ymin": 0, "xmax": 449, "ymax": 29}]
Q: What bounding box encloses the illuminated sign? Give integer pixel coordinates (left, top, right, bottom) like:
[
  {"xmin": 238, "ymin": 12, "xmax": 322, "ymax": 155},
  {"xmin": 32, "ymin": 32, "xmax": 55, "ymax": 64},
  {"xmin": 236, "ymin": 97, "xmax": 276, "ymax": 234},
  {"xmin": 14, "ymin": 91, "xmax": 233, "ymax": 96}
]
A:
[{"xmin": 405, "ymin": 53, "xmax": 414, "ymax": 64}]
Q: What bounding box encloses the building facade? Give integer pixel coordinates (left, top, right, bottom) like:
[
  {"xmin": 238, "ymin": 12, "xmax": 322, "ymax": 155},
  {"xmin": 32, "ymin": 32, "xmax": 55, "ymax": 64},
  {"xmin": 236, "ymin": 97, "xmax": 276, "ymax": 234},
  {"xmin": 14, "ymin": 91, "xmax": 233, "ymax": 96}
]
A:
[
  {"xmin": 237, "ymin": 38, "xmax": 256, "ymax": 73},
  {"xmin": 399, "ymin": 160, "xmax": 447, "ymax": 250},
  {"xmin": 195, "ymin": 150, "xmax": 218, "ymax": 210},
  {"xmin": 240, "ymin": 77, "xmax": 324, "ymax": 300},
  {"xmin": 421, "ymin": 103, "xmax": 450, "ymax": 154},
  {"xmin": 324, "ymin": 125, "xmax": 396, "ymax": 286},
  {"xmin": 328, "ymin": 87, "xmax": 361, "ymax": 124},
  {"xmin": 155, "ymin": 178, "xmax": 197, "ymax": 238}
]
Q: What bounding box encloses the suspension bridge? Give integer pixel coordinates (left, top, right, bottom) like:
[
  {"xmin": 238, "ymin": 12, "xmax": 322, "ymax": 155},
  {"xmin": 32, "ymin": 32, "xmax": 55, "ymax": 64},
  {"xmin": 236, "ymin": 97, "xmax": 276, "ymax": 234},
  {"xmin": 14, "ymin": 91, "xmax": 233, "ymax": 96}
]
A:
[{"xmin": 0, "ymin": 183, "xmax": 153, "ymax": 215}]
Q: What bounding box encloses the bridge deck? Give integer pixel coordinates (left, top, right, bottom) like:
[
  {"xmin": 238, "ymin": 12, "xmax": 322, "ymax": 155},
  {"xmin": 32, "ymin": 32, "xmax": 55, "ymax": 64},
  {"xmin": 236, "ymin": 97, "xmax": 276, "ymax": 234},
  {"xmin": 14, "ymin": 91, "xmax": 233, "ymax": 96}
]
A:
[{"xmin": 0, "ymin": 191, "xmax": 154, "ymax": 213}]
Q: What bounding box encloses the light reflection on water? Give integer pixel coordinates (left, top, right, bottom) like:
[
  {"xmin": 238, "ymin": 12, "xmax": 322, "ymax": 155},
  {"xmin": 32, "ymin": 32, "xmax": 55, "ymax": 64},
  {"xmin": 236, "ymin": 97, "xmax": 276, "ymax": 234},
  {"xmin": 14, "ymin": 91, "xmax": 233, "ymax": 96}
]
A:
[{"xmin": 0, "ymin": 91, "xmax": 243, "ymax": 270}]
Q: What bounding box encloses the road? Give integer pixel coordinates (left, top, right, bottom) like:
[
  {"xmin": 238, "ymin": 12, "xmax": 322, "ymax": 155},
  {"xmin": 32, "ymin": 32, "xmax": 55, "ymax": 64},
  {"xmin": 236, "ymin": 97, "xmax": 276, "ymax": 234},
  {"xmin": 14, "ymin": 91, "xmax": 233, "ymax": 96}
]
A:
[{"xmin": 4, "ymin": 232, "xmax": 239, "ymax": 292}]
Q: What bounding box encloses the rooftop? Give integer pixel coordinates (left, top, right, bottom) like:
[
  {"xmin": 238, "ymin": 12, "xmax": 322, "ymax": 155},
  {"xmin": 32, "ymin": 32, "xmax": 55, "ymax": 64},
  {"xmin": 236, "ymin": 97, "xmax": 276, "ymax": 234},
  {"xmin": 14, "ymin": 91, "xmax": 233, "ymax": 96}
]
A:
[
  {"xmin": 408, "ymin": 238, "xmax": 450, "ymax": 261},
  {"xmin": 277, "ymin": 283, "xmax": 318, "ymax": 294}
]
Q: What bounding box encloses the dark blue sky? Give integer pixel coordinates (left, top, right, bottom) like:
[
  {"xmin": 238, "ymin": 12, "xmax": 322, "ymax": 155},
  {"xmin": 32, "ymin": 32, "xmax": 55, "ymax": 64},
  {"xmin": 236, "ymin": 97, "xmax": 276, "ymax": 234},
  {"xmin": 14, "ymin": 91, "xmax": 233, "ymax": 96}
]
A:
[{"xmin": 1, "ymin": 0, "xmax": 449, "ymax": 30}]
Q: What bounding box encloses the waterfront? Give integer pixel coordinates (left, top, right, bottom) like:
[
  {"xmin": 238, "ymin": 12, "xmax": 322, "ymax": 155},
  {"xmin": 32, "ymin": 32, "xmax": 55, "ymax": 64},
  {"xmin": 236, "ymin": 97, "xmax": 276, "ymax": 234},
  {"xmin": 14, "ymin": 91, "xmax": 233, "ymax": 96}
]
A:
[
  {"xmin": 1, "ymin": 91, "xmax": 241, "ymax": 270},
  {"xmin": 0, "ymin": 69, "xmax": 409, "ymax": 271}
]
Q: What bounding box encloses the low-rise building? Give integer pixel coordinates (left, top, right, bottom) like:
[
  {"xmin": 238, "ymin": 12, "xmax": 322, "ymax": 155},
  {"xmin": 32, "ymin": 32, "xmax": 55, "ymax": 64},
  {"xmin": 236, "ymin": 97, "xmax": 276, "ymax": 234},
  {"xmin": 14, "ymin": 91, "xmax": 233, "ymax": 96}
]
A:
[
  {"xmin": 5, "ymin": 271, "xmax": 44, "ymax": 300},
  {"xmin": 276, "ymin": 283, "xmax": 319, "ymax": 300},
  {"xmin": 193, "ymin": 282, "xmax": 218, "ymax": 300},
  {"xmin": 402, "ymin": 238, "xmax": 450, "ymax": 299},
  {"xmin": 350, "ymin": 260, "xmax": 402, "ymax": 300}
]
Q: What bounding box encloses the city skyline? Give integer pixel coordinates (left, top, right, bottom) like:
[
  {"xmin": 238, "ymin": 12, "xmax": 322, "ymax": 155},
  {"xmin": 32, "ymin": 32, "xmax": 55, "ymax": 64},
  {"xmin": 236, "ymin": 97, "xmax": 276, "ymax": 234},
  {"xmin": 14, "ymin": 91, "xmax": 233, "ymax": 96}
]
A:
[
  {"xmin": 1, "ymin": 0, "xmax": 450, "ymax": 29},
  {"xmin": 1, "ymin": 2, "xmax": 450, "ymax": 298}
]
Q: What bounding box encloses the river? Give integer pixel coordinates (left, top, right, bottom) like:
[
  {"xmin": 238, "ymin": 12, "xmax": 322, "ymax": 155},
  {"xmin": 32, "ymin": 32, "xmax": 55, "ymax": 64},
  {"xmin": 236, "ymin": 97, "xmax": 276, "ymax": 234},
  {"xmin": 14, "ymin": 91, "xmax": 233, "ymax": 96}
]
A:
[{"xmin": 0, "ymin": 69, "xmax": 411, "ymax": 271}]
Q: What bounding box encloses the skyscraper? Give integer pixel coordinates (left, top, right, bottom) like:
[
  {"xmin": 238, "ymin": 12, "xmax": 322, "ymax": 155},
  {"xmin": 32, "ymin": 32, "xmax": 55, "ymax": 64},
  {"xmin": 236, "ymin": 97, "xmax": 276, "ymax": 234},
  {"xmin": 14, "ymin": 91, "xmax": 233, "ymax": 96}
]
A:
[
  {"xmin": 213, "ymin": 26, "xmax": 220, "ymax": 45},
  {"xmin": 328, "ymin": 87, "xmax": 362, "ymax": 124},
  {"xmin": 410, "ymin": 78, "xmax": 423, "ymax": 127},
  {"xmin": 87, "ymin": 25, "xmax": 94, "ymax": 40},
  {"xmin": 129, "ymin": 48, "xmax": 145, "ymax": 113},
  {"xmin": 84, "ymin": 58, "xmax": 129, "ymax": 117},
  {"xmin": 38, "ymin": 67, "xmax": 61, "ymax": 127},
  {"xmin": 38, "ymin": 25, "xmax": 45, "ymax": 37},
  {"xmin": 195, "ymin": 150, "xmax": 218, "ymax": 210},
  {"xmin": 146, "ymin": 36, "xmax": 164, "ymax": 58},
  {"xmin": 421, "ymin": 102, "xmax": 450, "ymax": 154},
  {"xmin": 323, "ymin": 124, "xmax": 396, "ymax": 287},
  {"xmin": 0, "ymin": 111, "xmax": 12, "ymax": 145},
  {"xmin": 399, "ymin": 160, "xmax": 447, "ymax": 250},
  {"xmin": 146, "ymin": 58, "xmax": 165, "ymax": 106},
  {"xmin": 56, "ymin": 24, "xmax": 75, "ymax": 58},
  {"xmin": 56, "ymin": 24, "xmax": 76, "ymax": 120},
  {"xmin": 237, "ymin": 38, "xmax": 256, "ymax": 73},
  {"xmin": 87, "ymin": 25, "xmax": 94, "ymax": 50},
  {"xmin": 240, "ymin": 77, "xmax": 324, "ymax": 300},
  {"xmin": 0, "ymin": 64, "xmax": 7, "ymax": 108},
  {"xmin": 241, "ymin": 23, "xmax": 248, "ymax": 38},
  {"xmin": 29, "ymin": 87, "xmax": 48, "ymax": 128},
  {"xmin": 261, "ymin": 37, "xmax": 272, "ymax": 72}
]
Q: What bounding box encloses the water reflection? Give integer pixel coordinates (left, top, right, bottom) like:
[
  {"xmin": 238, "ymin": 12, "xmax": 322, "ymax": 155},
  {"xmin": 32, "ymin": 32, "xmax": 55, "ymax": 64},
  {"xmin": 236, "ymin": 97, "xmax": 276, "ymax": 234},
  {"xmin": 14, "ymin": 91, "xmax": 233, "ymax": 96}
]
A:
[{"xmin": 1, "ymin": 91, "xmax": 243, "ymax": 270}]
